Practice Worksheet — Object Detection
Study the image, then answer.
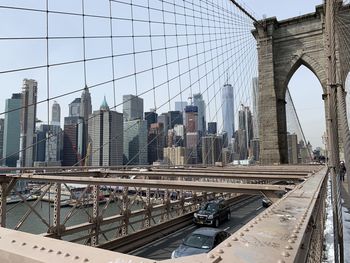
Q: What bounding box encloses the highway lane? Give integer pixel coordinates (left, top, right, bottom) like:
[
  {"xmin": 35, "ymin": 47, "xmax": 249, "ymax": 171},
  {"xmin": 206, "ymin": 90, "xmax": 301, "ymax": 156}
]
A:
[{"xmin": 129, "ymin": 196, "xmax": 265, "ymax": 260}]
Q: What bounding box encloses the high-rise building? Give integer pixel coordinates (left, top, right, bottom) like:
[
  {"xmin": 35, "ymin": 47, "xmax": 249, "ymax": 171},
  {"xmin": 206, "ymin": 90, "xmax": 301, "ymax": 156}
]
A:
[
  {"xmin": 252, "ymin": 77, "xmax": 259, "ymax": 138},
  {"xmin": 208, "ymin": 122, "xmax": 217, "ymax": 135},
  {"xmin": 88, "ymin": 97, "xmax": 123, "ymax": 166},
  {"xmin": 163, "ymin": 146, "xmax": 187, "ymax": 166},
  {"xmin": 174, "ymin": 124, "xmax": 185, "ymax": 147},
  {"xmin": 234, "ymin": 129, "xmax": 247, "ymax": 160},
  {"xmin": 251, "ymin": 138, "xmax": 260, "ymax": 162},
  {"xmin": 51, "ymin": 101, "xmax": 61, "ymax": 126},
  {"xmin": 193, "ymin": 93, "xmax": 206, "ymax": 134},
  {"xmin": 185, "ymin": 105, "xmax": 198, "ymax": 132},
  {"xmin": 18, "ymin": 79, "xmax": 38, "ymax": 167},
  {"xmin": 3, "ymin": 93, "xmax": 22, "ymax": 167},
  {"xmin": 168, "ymin": 111, "xmax": 183, "ymax": 129},
  {"xmin": 157, "ymin": 113, "xmax": 169, "ymax": 147},
  {"xmin": 63, "ymin": 116, "xmax": 83, "ymax": 166},
  {"xmin": 148, "ymin": 122, "xmax": 164, "ymax": 164},
  {"xmin": 35, "ymin": 124, "xmax": 62, "ymax": 165},
  {"xmin": 202, "ymin": 135, "xmax": 223, "ymax": 165},
  {"xmin": 0, "ymin": 119, "xmax": 4, "ymax": 166},
  {"xmin": 175, "ymin": 101, "xmax": 187, "ymax": 112},
  {"xmin": 69, "ymin": 98, "xmax": 81, "ymax": 117},
  {"xmin": 80, "ymin": 86, "xmax": 92, "ymax": 161},
  {"xmin": 144, "ymin": 110, "xmax": 158, "ymax": 129},
  {"xmin": 123, "ymin": 119, "xmax": 148, "ymax": 165},
  {"xmin": 222, "ymin": 83, "xmax": 234, "ymax": 140},
  {"xmin": 123, "ymin": 94, "xmax": 143, "ymax": 121},
  {"xmin": 238, "ymin": 105, "xmax": 253, "ymax": 152}
]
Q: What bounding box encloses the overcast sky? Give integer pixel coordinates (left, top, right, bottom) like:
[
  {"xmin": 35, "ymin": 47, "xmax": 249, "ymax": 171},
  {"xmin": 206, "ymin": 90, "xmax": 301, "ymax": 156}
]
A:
[{"xmin": 0, "ymin": 0, "xmax": 334, "ymax": 149}]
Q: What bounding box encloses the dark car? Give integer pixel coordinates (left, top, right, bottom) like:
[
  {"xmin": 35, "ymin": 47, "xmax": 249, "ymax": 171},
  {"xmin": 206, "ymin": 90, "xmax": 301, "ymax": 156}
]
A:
[
  {"xmin": 193, "ymin": 199, "xmax": 231, "ymax": 227},
  {"xmin": 171, "ymin": 228, "xmax": 230, "ymax": 259},
  {"xmin": 262, "ymin": 197, "xmax": 272, "ymax": 207}
]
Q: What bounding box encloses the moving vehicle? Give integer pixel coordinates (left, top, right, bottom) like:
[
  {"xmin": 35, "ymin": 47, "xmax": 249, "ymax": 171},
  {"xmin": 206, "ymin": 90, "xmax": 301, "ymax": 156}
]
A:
[
  {"xmin": 171, "ymin": 228, "xmax": 230, "ymax": 259},
  {"xmin": 193, "ymin": 199, "xmax": 231, "ymax": 227}
]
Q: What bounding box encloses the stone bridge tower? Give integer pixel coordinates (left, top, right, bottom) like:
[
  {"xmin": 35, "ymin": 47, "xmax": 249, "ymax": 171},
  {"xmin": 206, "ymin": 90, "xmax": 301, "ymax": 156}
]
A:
[{"xmin": 252, "ymin": 3, "xmax": 350, "ymax": 165}]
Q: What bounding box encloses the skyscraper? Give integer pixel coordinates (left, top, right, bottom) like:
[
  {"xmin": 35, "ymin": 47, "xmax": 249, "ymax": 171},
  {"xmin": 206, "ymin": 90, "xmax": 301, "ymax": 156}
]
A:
[
  {"xmin": 193, "ymin": 93, "xmax": 206, "ymax": 134},
  {"xmin": 19, "ymin": 79, "xmax": 38, "ymax": 167},
  {"xmin": 123, "ymin": 119, "xmax": 148, "ymax": 165},
  {"xmin": 238, "ymin": 105, "xmax": 253, "ymax": 151},
  {"xmin": 175, "ymin": 101, "xmax": 187, "ymax": 112},
  {"xmin": 202, "ymin": 135, "xmax": 223, "ymax": 165},
  {"xmin": 185, "ymin": 105, "xmax": 198, "ymax": 132},
  {"xmin": 144, "ymin": 110, "xmax": 158, "ymax": 129},
  {"xmin": 63, "ymin": 116, "xmax": 83, "ymax": 166},
  {"xmin": 51, "ymin": 101, "xmax": 61, "ymax": 126},
  {"xmin": 0, "ymin": 119, "xmax": 4, "ymax": 166},
  {"xmin": 88, "ymin": 97, "xmax": 123, "ymax": 166},
  {"xmin": 168, "ymin": 111, "xmax": 183, "ymax": 129},
  {"xmin": 80, "ymin": 86, "xmax": 92, "ymax": 160},
  {"xmin": 222, "ymin": 83, "xmax": 234, "ymax": 140},
  {"xmin": 123, "ymin": 94, "xmax": 143, "ymax": 121},
  {"xmin": 148, "ymin": 122, "xmax": 164, "ymax": 164},
  {"xmin": 185, "ymin": 105, "xmax": 199, "ymax": 164},
  {"xmin": 69, "ymin": 98, "xmax": 81, "ymax": 117},
  {"xmin": 207, "ymin": 122, "xmax": 217, "ymax": 135},
  {"xmin": 3, "ymin": 93, "xmax": 22, "ymax": 167}
]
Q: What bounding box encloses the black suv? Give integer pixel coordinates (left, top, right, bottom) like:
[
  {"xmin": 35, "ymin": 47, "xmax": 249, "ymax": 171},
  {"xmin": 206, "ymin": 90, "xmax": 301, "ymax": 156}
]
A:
[{"xmin": 193, "ymin": 200, "xmax": 231, "ymax": 227}]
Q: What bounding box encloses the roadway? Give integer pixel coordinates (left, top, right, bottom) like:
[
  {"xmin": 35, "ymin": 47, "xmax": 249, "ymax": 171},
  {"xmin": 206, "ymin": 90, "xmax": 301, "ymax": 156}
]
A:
[{"xmin": 129, "ymin": 196, "xmax": 265, "ymax": 260}]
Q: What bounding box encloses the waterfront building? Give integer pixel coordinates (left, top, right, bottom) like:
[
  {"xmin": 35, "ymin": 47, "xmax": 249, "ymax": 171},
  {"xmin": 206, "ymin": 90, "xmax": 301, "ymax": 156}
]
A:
[
  {"xmin": 88, "ymin": 97, "xmax": 123, "ymax": 166},
  {"xmin": 163, "ymin": 146, "xmax": 187, "ymax": 166},
  {"xmin": 80, "ymin": 86, "xmax": 92, "ymax": 161},
  {"xmin": 63, "ymin": 116, "xmax": 83, "ymax": 166},
  {"xmin": 18, "ymin": 79, "xmax": 38, "ymax": 167},
  {"xmin": 148, "ymin": 122, "xmax": 164, "ymax": 164},
  {"xmin": 3, "ymin": 93, "xmax": 22, "ymax": 167}
]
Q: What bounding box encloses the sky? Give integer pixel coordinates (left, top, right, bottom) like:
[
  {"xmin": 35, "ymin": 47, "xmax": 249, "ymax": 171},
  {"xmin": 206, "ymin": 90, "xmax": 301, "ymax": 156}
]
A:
[{"xmin": 0, "ymin": 0, "xmax": 334, "ymax": 149}]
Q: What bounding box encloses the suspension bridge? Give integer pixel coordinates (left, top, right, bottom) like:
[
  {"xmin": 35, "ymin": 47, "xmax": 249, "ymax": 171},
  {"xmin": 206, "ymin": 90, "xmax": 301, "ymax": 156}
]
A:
[{"xmin": 0, "ymin": 0, "xmax": 349, "ymax": 262}]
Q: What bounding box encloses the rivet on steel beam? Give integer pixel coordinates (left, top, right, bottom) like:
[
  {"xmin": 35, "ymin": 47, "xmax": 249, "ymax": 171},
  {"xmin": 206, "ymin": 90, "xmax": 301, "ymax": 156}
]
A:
[
  {"xmin": 217, "ymin": 248, "xmax": 224, "ymax": 254},
  {"xmin": 232, "ymin": 237, "xmax": 238, "ymax": 241},
  {"xmin": 207, "ymin": 254, "xmax": 215, "ymax": 259},
  {"xmin": 225, "ymin": 242, "xmax": 232, "ymax": 247},
  {"xmin": 74, "ymin": 256, "xmax": 79, "ymax": 260},
  {"xmin": 40, "ymin": 247, "xmax": 45, "ymax": 251},
  {"xmin": 250, "ymin": 224, "xmax": 254, "ymax": 228},
  {"xmin": 293, "ymin": 229, "xmax": 299, "ymax": 234},
  {"xmin": 240, "ymin": 232, "xmax": 245, "ymax": 236},
  {"xmin": 33, "ymin": 245, "xmax": 38, "ymax": 249},
  {"xmin": 11, "ymin": 240, "xmax": 16, "ymax": 243},
  {"xmin": 285, "ymin": 245, "xmax": 293, "ymax": 250},
  {"xmin": 254, "ymin": 220, "xmax": 258, "ymax": 224},
  {"xmin": 48, "ymin": 249, "xmax": 53, "ymax": 253},
  {"xmin": 281, "ymin": 251, "xmax": 290, "ymax": 257},
  {"xmin": 21, "ymin": 242, "xmax": 26, "ymax": 246},
  {"xmin": 290, "ymin": 234, "xmax": 297, "ymax": 238},
  {"xmin": 277, "ymin": 260, "xmax": 286, "ymax": 263},
  {"xmin": 65, "ymin": 253, "xmax": 70, "ymax": 257},
  {"xmin": 57, "ymin": 251, "xmax": 62, "ymax": 255},
  {"xmin": 288, "ymin": 239, "xmax": 295, "ymax": 244},
  {"xmin": 83, "ymin": 259, "xmax": 89, "ymax": 262},
  {"xmin": 244, "ymin": 228, "xmax": 249, "ymax": 232}
]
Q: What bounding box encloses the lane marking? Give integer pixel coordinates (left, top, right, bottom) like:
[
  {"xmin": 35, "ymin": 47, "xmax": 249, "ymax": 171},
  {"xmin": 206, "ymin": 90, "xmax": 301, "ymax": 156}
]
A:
[
  {"xmin": 224, "ymin": 227, "xmax": 230, "ymax": 231},
  {"xmin": 256, "ymin": 206, "xmax": 263, "ymax": 211}
]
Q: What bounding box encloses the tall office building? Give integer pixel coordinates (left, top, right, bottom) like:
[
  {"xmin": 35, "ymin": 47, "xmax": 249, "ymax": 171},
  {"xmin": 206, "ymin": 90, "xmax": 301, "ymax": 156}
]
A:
[
  {"xmin": 175, "ymin": 101, "xmax": 187, "ymax": 112},
  {"xmin": 148, "ymin": 122, "xmax": 164, "ymax": 164},
  {"xmin": 88, "ymin": 97, "xmax": 123, "ymax": 166},
  {"xmin": 63, "ymin": 116, "xmax": 83, "ymax": 166},
  {"xmin": 174, "ymin": 124, "xmax": 185, "ymax": 147},
  {"xmin": 238, "ymin": 105, "xmax": 253, "ymax": 152},
  {"xmin": 185, "ymin": 105, "xmax": 199, "ymax": 164},
  {"xmin": 168, "ymin": 111, "xmax": 183, "ymax": 129},
  {"xmin": 157, "ymin": 113, "xmax": 169, "ymax": 133},
  {"xmin": 0, "ymin": 119, "xmax": 4, "ymax": 166},
  {"xmin": 35, "ymin": 124, "xmax": 62, "ymax": 165},
  {"xmin": 145, "ymin": 110, "xmax": 158, "ymax": 129},
  {"xmin": 208, "ymin": 122, "xmax": 217, "ymax": 135},
  {"xmin": 163, "ymin": 146, "xmax": 187, "ymax": 166},
  {"xmin": 18, "ymin": 79, "xmax": 38, "ymax": 167},
  {"xmin": 51, "ymin": 101, "xmax": 61, "ymax": 126},
  {"xmin": 202, "ymin": 135, "xmax": 223, "ymax": 165},
  {"xmin": 3, "ymin": 93, "xmax": 22, "ymax": 167},
  {"xmin": 123, "ymin": 119, "xmax": 148, "ymax": 165},
  {"xmin": 252, "ymin": 77, "xmax": 259, "ymax": 138},
  {"xmin": 222, "ymin": 83, "xmax": 234, "ymax": 140},
  {"xmin": 69, "ymin": 98, "xmax": 81, "ymax": 117},
  {"xmin": 123, "ymin": 94, "xmax": 143, "ymax": 121},
  {"xmin": 80, "ymin": 86, "xmax": 92, "ymax": 160},
  {"xmin": 193, "ymin": 93, "xmax": 206, "ymax": 134}
]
